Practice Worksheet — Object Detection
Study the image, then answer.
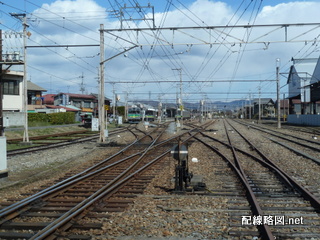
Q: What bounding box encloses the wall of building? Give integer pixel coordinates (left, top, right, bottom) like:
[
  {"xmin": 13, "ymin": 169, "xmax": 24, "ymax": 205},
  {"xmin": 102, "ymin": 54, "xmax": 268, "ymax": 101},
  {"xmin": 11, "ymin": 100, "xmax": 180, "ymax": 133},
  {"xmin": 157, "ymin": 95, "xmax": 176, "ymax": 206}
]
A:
[
  {"xmin": 288, "ymin": 67, "xmax": 301, "ymax": 98},
  {"xmin": 288, "ymin": 114, "xmax": 320, "ymax": 126},
  {"xmin": 3, "ymin": 72, "xmax": 23, "ymax": 111},
  {"xmin": 3, "ymin": 94, "xmax": 23, "ymax": 111},
  {"xmin": 3, "ymin": 112, "xmax": 24, "ymax": 126}
]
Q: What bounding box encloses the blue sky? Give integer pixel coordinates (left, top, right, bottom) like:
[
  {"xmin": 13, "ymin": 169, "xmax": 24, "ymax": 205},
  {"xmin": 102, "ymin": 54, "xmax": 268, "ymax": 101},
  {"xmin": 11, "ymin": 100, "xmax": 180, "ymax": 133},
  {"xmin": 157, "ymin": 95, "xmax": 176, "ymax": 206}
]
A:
[{"xmin": 1, "ymin": 0, "xmax": 320, "ymax": 105}]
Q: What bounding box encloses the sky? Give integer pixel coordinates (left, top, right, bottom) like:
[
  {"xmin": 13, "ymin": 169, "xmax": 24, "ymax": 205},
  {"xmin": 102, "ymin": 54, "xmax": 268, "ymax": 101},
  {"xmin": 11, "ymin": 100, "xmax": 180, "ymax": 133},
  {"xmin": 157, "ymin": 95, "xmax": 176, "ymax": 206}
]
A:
[{"xmin": 1, "ymin": 0, "xmax": 320, "ymax": 106}]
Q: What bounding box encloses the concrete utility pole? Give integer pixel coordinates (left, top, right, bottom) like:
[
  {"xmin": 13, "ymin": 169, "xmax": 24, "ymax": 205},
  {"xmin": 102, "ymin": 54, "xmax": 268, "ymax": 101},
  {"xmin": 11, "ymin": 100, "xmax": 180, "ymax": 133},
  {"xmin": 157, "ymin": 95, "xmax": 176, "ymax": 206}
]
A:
[
  {"xmin": 112, "ymin": 83, "xmax": 116, "ymax": 123},
  {"xmin": 283, "ymin": 93, "xmax": 286, "ymax": 122},
  {"xmin": 241, "ymin": 100, "xmax": 244, "ymax": 119},
  {"xmin": 249, "ymin": 92, "xmax": 251, "ymax": 120},
  {"xmin": 0, "ymin": 29, "xmax": 8, "ymax": 178},
  {"xmin": 99, "ymin": 24, "xmax": 106, "ymax": 143},
  {"xmin": 0, "ymin": 29, "xmax": 3, "ymax": 136},
  {"xmin": 276, "ymin": 58, "xmax": 281, "ymax": 129},
  {"xmin": 11, "ymin": 13, "xmax": 29, "ymax": 142},
  {"xmin": 200, "ymin": 100, "xmax": 204, "ymax": 123},
  {"xmin": 173, "ymin": 68, "xmax": 183, "ymax": 125},
  {"xmin": 23, "ymin": 20, "xmax": 30, "ymax": 142},
  {"xmin": 125, "ymin": 91, "xmax": 128, "ymax": 122},
  {"xmin": 98, "ymin": 25, "xmax": 138, "ymax": 143},
  {"xmin": 258, "ymin": 86, "xmax": 261, "ymax": 123},
  {"xmin": 158, "ymin": 95, "xmax": 162, "ymax": 123}
]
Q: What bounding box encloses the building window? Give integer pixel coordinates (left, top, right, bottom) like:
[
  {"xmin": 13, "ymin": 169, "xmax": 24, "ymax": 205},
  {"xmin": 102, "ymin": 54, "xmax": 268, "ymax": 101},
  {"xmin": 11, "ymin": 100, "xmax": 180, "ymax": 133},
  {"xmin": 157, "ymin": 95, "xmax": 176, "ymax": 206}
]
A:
[
  {"xmin": 83, "ymin": 101, "xmax": 91, "ymax": 108},
  {"xmin": 73, "ymin": 101, "xmax": 81, "ymax": 108},
  {"xmin": 2, "ymin": 80, "xmax": 19, "ymax": 95}
]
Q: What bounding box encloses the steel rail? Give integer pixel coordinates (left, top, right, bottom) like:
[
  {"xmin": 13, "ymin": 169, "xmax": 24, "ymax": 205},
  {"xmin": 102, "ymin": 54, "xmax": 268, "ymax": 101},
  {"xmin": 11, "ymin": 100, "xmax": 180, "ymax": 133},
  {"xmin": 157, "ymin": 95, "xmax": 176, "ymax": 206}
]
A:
[
  {"xmin": 267, "ymin": 137, "xmax": 320, "ymax": 165},
  {"xmin": 0, "ymin": 125, "xmax": 158, "ymax": 218},
  {"xmin": 222, "ymin": 120, "xmax": 249, "ymax": 181},
  {"xmin": 7, "ymin": 130, "xmax": 89, "ymax": 142},
  {"xmin": 223, "ymin": 120, "xmax": 294, "ymax": 188},
  {"xmin": 199, "ymin": 131, "xmax": 295, "ymax": 190},
  {"xmin": 227, "ymin": 119, "xmax": 320, "ymax": 213},
  {"xmin": 29, "ymin": 129, "xmax": 201, "ymax": 239},
  {"xmin": 0, "ymin": 126, "xmax": 193, "ymax": 222},
  {"xmin": 29, "ymin": 127, "xmax": 166, "ymax": 239},
  {"xmin": 235, "ymin": 119, "xmax": 320, "ymax": 149},
  {"xmin": 6, "ymin": 127, "xmax": 130, "ymax": 156},
  {"xmin": 222, "ymin": 121, "xmax": 275, "ymax": 239},
  {"xmin": 193, "ymin": 134, "xmax": 275, "ymax": 240},
  {"xmin": 0, "ymin": 127, "xmax": 140, "ymax": 216}
]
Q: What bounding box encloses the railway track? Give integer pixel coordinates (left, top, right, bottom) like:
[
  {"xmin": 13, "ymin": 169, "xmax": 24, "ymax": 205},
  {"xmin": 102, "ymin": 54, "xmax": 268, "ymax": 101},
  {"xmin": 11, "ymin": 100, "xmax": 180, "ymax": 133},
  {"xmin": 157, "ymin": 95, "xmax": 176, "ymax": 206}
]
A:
[
  {"xmin": 1, "ymin": 120, "xmax": 319, "ymax": 239},
  {"xmin": 234, "ymin": 119, "xmax": 320, "ymax": 166},
  {"xmin": 257, "ymin": 120, "xmax": 320, "ymax": 136},
  {"xmin": 7, "ymin": 127, "xmax": 130, "ymax": 156},
  {"xmin": 0, "ymin": 123, "xmax": 201, "ymax": 239},
  {"xmin": 194, "ymin": 119, "xmax": 320, "ymax": 239}
]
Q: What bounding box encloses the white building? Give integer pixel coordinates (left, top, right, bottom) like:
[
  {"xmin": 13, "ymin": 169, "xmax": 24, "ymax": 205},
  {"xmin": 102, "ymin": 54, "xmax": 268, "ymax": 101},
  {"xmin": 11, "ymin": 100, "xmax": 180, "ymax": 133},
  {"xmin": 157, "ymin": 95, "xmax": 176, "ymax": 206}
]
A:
[
  {"xmin": 287, "ymin": 58, "xmax": 319, "ymax": 114},
  {"xmin": 287, "ymin": 56, "xmax": 320, "ymax": 125},
  {"xmin": 2, "ymin": 70, "xmax": 24, "ymax": 112}
]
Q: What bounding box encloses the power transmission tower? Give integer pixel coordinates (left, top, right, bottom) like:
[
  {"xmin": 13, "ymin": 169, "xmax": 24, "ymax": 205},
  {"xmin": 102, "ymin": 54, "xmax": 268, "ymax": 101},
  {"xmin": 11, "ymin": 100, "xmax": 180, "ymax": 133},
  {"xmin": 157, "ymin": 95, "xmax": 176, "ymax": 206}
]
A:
[{"xmin": 79, "ymin": 72, "xmax": 85, "ymax": 94}]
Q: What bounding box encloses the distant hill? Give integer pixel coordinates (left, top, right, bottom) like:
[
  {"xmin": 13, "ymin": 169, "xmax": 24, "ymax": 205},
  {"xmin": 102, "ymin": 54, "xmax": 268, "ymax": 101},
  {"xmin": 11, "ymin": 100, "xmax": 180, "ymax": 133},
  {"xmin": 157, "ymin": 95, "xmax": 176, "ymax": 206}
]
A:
[{"xmin": 136, "ymin": 99, "xmax": 253, "ymax": 111}]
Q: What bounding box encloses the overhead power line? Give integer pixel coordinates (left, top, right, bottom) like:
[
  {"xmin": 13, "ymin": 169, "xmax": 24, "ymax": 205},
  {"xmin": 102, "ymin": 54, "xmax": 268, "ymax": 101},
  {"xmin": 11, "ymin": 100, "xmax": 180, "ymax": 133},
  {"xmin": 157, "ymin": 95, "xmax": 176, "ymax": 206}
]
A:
[{"xmin": 106, "ymin": 79, "xmax": 276, "ymax": 84}]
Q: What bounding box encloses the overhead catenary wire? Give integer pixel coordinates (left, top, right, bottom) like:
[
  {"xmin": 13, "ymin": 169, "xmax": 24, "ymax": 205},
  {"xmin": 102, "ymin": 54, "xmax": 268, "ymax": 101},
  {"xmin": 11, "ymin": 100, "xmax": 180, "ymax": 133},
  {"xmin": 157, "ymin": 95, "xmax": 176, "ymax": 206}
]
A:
[{"xmin": 2, "ymin": 0, "xmax": 320, "ymax": 101}]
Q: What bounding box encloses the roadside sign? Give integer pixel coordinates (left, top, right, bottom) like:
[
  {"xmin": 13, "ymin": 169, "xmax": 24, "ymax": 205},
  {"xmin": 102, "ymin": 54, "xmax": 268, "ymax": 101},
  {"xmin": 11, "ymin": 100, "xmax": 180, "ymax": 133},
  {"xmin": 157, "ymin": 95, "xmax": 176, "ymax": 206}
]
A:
[{"xmin": 91, "ymin": 118, "xmax": 99, "ymax": 131}]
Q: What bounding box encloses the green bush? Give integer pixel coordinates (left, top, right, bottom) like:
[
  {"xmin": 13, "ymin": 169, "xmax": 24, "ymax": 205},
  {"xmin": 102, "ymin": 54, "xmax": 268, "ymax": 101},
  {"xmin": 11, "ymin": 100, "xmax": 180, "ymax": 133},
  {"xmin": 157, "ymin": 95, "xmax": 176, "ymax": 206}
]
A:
[
  {"xmin": 48, "ymin": 112, "xmax": 75, "ymax": 125},
  {"xmin": 28, "ymin": 113, "xmax": 49, "ymax": 122},
  {"xmin": 117, "ymin": 106, "xmax": 125, "ymax": 116},
  {"xmin": 28, "ymin": 112, "xmax": 75, "ymax": 125}
]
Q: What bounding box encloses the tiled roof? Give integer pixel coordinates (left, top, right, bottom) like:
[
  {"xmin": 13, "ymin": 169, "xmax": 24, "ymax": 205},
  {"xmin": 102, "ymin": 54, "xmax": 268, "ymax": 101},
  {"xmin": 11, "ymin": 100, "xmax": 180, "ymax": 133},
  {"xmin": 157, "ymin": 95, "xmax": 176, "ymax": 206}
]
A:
[
  {"xmin": 27, "ymin": 81, "xmax": 47, "ymax": 92},
  {"xmin": 59, "ymin": 93, "xmax": 96, "ymax": 99},
  {"xmin": 42, "ymin": 94, "xmax": 56, "ymax": 104}
]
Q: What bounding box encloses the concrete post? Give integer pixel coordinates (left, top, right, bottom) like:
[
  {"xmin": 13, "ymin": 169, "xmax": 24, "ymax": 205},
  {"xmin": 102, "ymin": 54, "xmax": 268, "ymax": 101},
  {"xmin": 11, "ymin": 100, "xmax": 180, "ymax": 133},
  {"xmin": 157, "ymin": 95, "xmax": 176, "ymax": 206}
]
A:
[{"xmin": 0, "ymin": 136, "xmax": 8, "ymax": 179}]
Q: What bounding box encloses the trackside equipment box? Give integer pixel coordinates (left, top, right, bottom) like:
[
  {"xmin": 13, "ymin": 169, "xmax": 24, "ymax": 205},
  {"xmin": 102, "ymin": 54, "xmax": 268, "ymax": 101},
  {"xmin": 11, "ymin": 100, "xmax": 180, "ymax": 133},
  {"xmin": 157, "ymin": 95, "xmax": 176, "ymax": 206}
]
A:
[{"xmin": 0, "ymin": 136, "xmax": 8, "ymax": 178}]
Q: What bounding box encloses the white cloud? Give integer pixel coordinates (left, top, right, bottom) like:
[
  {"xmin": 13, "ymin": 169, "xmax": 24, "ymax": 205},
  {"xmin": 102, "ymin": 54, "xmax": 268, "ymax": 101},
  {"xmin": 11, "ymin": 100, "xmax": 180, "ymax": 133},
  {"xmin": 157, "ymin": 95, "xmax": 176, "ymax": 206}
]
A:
[
  {"xmin": 4, "ymin": 0, "xmax": 320, "ymax": 102},
  {"xmin": 258, "ymin": 2, "xmax": 318, "ymax": 23}
]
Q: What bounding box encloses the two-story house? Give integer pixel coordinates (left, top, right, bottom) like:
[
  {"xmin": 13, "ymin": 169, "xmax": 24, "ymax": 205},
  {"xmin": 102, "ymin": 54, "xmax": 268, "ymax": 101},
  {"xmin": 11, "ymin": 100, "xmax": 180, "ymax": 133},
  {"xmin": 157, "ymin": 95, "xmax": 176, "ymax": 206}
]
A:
[
  {"xmin": 53, "ymin": 93, "xmax": 111, "ymax": 116},
  {"xmin": 54, "ymin": 93, "xmax": 97, "ymax": 114},
  {"xmin": 252, "ymin": 98, "xmax": 275, "ymax": 118}
]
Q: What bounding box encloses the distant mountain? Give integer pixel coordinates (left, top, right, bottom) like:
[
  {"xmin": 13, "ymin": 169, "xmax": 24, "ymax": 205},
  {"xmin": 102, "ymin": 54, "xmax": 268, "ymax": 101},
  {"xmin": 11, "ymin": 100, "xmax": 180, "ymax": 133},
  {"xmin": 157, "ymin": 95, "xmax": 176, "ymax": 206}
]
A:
[{"xmin": 137, "ymin": 99, "xmax": 250, "ymax": 111}]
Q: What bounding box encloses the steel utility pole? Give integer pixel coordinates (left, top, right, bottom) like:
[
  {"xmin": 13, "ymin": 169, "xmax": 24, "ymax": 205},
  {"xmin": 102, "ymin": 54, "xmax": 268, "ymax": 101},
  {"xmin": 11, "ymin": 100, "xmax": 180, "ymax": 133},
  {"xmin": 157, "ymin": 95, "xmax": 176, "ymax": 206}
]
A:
[
  {"xmin": 276, "ymin": 58, "xmax": 281, "ymax": 129},
  {"xmin": 99, "ymin": 24, "xmax": 106, "ymax": 143}
]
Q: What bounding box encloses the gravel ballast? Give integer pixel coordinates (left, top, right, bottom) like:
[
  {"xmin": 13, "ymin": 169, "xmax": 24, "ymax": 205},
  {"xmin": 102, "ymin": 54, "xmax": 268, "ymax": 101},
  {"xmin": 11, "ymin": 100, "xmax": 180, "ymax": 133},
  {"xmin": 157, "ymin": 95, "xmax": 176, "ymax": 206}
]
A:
[{"xmin": 1, "ymin": 120, "xmax": 319, "ymax": 239}]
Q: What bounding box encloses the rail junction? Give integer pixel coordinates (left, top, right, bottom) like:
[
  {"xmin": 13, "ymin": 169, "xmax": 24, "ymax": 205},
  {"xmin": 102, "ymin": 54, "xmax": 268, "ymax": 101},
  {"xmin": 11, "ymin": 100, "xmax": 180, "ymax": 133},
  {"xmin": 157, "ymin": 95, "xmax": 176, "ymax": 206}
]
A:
[{"xmin": 0, "ymin": 119, "xmax": 319, "ymax": 239}]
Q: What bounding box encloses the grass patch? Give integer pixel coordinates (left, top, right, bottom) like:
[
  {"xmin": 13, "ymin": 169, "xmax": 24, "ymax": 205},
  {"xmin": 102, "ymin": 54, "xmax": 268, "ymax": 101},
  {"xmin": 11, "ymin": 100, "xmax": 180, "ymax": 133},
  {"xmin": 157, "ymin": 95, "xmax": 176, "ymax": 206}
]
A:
[
  {"xmin": 28, "ymin": 121, "xmax": 51, "ymax": 127},
  {"xmin": 5, "ymin": 125, "xmax": 86, "ymax": 140},
  {"xmin": 7, "ymin": 143, "xmax": 41, "ymax": 151}
]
